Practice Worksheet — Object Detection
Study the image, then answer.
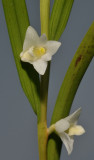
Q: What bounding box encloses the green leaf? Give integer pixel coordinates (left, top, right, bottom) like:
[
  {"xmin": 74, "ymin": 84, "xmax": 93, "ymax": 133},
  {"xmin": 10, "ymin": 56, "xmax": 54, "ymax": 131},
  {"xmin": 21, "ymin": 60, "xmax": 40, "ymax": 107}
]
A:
[
  {"xmin": 2, "ymin": 0, "xmax": 40, "ymax": 115},
  {"xmin": 47, "ymin": 22, "xmax": 94, "ymax": 160},
  {"xmin": 49, "ymin": 0, "xmax": 74, "ymax": 40}
]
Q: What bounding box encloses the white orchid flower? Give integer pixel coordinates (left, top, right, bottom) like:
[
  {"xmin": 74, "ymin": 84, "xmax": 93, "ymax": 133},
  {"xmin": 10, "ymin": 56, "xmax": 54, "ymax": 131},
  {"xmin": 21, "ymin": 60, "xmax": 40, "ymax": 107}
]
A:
[
  {"xmin": 48, "ymin": 108, "xmax": 85, "ymax": 155},
  {"xmin": 20, "ymin": 26, "xmax": 61, "ymax": 75}
]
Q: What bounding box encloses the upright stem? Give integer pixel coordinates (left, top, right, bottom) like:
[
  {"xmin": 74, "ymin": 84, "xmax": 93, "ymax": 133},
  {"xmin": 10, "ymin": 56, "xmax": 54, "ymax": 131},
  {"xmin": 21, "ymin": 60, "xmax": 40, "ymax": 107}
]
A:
[
  {"xmin": 40, "ymin": 0, "xmax": 50, "ymax": 37},
  {"xmin": 40, "ymin": 63, "xmax": 50, "ymax": 123},
  {"xmin": 38, "ymin": 65, "xmax": 50, "ymax": 160},
  {"xmin": 38, "ymin": 0, "xmax": 50, "ymax": 160}
]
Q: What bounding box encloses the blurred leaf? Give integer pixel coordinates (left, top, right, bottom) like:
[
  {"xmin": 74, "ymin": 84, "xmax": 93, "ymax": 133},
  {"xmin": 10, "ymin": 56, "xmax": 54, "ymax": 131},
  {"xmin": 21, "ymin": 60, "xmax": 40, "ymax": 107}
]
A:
[
  {"xmin": 2, "ymin": 0, "xmax": 40, "ymax": 115},
  {"xmin": 47, "ymin": 22, "xmax": 94, "ymax": 160},
  {"xmin": 49, "ymin": 0, "xmax": 74, "ymax": 40}
]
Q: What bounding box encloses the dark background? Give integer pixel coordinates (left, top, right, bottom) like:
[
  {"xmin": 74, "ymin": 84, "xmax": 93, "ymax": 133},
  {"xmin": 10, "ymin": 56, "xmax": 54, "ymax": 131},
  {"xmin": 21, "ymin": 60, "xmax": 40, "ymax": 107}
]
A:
[{"xmin": 0, "ymin": 0, "xmax": 94, "ymax": 159}]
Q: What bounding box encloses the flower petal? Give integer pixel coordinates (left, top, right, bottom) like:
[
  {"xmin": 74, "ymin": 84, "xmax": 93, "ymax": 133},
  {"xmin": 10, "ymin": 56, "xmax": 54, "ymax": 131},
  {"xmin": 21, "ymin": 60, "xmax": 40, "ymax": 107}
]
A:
[
  {"xmin": 55, "ymin": 119, "xmax": 70, "ymax": 133},
  {"xmin": 68, "ymin": 125, "xmax": 85, "ymax": 136},
  {"xmin": 20, "ymin": 52, "xmax": 35, "ymax": 63},
  {"xmin": 59, "ymin": 132, "xmax": 74, "ymax": 155},
  {"xmin": 23, "ymin": 26, "xmax": 39, "ymax": 51},
  {"xmin": 45, "ymin": 41, "xmax": 61, "ymax": 55},
  {"xmin": 41, "ymin": 53, "xmax": 52, "ymax": 61},
  {"xmin": 20, "ymin": 51, "xmax": 24, "ymax": 57},
  {"xmin": 33, "ymin": 59, "xmax": 47, "ymax": 75},
  {"xmin": 38, "ymin": 34, "xmax": 47, "ymax": 45},
  {"xmin": 64, "ymin": 108, "xmax": 81, "ymax": 125}
]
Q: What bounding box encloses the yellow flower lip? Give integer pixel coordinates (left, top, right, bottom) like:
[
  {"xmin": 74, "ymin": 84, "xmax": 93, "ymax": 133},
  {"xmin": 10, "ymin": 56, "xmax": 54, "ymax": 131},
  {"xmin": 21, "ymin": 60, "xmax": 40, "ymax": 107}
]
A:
[
  {"xmin": 68, "ymin": 125, "xmax": 85, "ymax": 136},
  {"xmin": 33, "ymin": 47, "xmax": 46, "ymax": 57}
]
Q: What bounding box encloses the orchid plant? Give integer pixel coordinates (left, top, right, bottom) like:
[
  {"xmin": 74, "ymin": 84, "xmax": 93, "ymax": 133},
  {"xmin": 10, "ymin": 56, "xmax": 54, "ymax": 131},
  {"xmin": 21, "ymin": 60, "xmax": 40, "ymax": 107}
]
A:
[{"xmin": 2, "ymin": 0, "xmax": 94, "ymax": 160}]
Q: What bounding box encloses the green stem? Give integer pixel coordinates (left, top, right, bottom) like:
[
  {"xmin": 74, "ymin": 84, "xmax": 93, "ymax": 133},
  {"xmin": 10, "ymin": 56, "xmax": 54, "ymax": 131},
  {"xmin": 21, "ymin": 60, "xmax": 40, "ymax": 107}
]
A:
[
  {"xmin": 40, "ymin": 0, "xmax": 50, "ymax": 37},
  {"xmin": 38, "ymin": 122, "xmax": 48, "ymax": 160},
  {"xmin": 38, "ymin": 64, "xmax": 50, "ymax": 160},
  {"xmin": 38, "ymin": 1, "xmax": 50, "ymax": 160},
  {"xmin": 40, "ymin": 63, "xmax": 50, "ymax": 122}
]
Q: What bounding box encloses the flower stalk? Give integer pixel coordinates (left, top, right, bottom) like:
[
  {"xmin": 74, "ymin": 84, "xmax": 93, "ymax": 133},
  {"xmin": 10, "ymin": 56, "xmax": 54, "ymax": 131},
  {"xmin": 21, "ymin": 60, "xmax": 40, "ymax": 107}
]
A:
[{"xmin": 48, "ymin": 124, "xmax": 55, "ymax": 136}]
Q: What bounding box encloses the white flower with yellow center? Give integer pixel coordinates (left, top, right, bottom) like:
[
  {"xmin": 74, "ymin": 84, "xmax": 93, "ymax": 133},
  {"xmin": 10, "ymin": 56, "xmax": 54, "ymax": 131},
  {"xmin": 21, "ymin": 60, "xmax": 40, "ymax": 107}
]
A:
[
  {"xmin": 54, "ymin": 108, "xmax": 85, "ymax": 155},
  {"xmin": 20, "ymin": 26, "xmax": 61, "ymax": 75}
]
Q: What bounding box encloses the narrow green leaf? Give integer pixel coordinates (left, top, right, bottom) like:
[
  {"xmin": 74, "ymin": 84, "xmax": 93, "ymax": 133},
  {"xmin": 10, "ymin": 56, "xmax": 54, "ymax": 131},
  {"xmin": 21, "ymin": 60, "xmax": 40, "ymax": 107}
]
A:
[
  {"xmin": 47, "ymin": 22, "xmax": 94, "ymax": 160},
  {"xmin": 49, "ymin": 0, "xmax": 65, "ymax": 39},
  {"xmin": 54, "ymin": 0, "xmax": 74, "ymax": 40},
  {"xmin": 2, "ymin": 0, "xmax": 40, "ymax": 115},
  {"xmin": 49, "ymin": 0, "xmax": 74, "ymax": 40},
  {"xmin": 13, "ymin": 0, "xmax": 29, "ymax": 42}
]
